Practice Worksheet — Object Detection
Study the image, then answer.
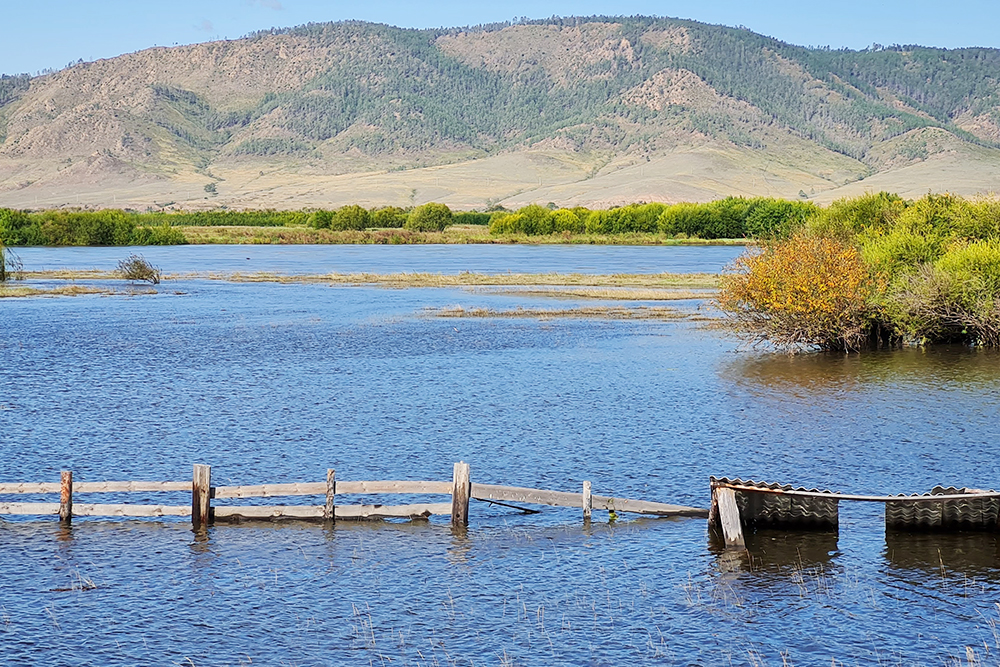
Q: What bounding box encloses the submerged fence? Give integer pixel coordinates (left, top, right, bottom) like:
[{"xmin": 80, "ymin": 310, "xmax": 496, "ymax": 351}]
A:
[
  {"xmin": 710, "ymin": 476, "xmax": 1000, "ymax": 547},
  {"xmin": 0, "ymin": 463, "xmax": 708, "ymax": 528}
]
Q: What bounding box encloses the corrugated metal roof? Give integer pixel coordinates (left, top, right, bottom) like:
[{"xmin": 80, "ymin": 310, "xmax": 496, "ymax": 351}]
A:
[
  {"xmin": 711, "ymin": 476, "xmax": 839, "ymax": 530},
  {"xmin": 885, "ymin": 486, "xmax": 1000, "ymax": 532}
]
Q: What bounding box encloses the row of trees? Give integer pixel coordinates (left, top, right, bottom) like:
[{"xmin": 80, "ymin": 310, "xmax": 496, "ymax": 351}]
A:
[
  {"xmin": 718, "ymin": 192, "xmax": 1000, "ymax": 349},
  {"xmin": 306, "ymin": 203, "xmax": 490, "ymax": 232},
  {"xmin": 488, "ymin": 198, "xmax": 817, "ymax": 239},
  {"xmin": 0, "ymin": 209, "xmax": 187, "ymax": 246}
]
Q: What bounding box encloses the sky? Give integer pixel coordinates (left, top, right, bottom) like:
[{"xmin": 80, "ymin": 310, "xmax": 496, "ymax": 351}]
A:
[{"xmin": 3, "ymin": 0, "xmax": 1000, "ymax": 76}]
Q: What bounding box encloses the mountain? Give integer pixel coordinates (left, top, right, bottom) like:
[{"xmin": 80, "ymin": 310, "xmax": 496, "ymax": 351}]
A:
[{"xmin": 1, "ymin": 16, "xmax": 1000, "ymax": 211}]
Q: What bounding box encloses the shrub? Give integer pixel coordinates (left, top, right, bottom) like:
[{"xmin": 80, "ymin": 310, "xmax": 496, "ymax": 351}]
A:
[
  {"xmin": 859, "ymin": 227, "xmax": 943, "ymax": 280},
  {"xmin": 487, "ymin": 211, "xmax": 517, "ymax": 235},
  {"xmin": 452, "ymin": 211, "xmax": 491, "ymax": 226},
  {"xmin": 116, "ymin": 254, "xmax": 162, "ymax": 285},
  {"xmin": 129, "ymin": 222, "xmax": 188, "ymax": 246},
  {"xmin": 371, "ymin": 207, "xmax": 408, "ymax": 228},
  {"xmin": 717, "ymin": 234, "xmax": 885, "ymax": 351},
  {"xmin": 308, "ymin": 210, "xmax": 334, "ymax": 229},
  {"xmin": 658, "ymin": 203, "xmax": 712, "ymax": 237},
  {"xmin": 405, "ymin": 203, "xmax": 452, "ymax": 232},
  {"xmin": 551, "ymin": 208, "xmax": 584, "ymax": 233},
  {"xmin": 332, "ymin": 204, "xmax": 371, "ymax": 231},
  {"xmin": 515, "ymin": 205, "xmax": 553, "ymax": 235},
  {"xmin": 807, "ymin": 192, "xmax": 906, "ymax": 240},
  {"xmin": 744, "ymin": 199, "xmax": 817, "ymax": 239}
]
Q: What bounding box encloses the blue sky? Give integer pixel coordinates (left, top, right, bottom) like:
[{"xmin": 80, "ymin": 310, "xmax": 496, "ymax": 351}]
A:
[{"xmin": 3, "ymin": 0, "xmax": 999, "ymax": 76}]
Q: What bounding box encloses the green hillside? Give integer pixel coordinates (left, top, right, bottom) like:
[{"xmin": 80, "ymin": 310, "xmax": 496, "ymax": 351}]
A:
[{"xmin": 0, "ymin": 16, "xmax": 998, "ymax": 210}]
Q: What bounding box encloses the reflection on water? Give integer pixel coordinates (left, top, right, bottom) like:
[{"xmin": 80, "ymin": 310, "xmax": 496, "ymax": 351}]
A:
[
  {"xmin": 886, "ymin": 531, "xmax": 1000, "ymax": 576},
  {"xmin": 723, "ymin": 345, "xmax": 1000, "ymax": 395},
  {"xmin": 710, "ymin": 529, "xmax": 841, "ymax": 573}
]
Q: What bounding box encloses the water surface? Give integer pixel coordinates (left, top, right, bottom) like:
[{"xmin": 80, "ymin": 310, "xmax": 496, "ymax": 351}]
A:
[{"xmin": 2, "ymin": 246, "xmax": 999, "ymax": 666}]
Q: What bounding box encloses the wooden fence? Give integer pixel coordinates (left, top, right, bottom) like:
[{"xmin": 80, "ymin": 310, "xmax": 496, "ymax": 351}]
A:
[{"xmin": 0, "ymin": 462, "xmax": 708, "ymax": 528}]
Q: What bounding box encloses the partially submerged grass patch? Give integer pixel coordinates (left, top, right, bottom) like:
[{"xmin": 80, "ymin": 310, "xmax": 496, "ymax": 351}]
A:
[
  {"xmin": 206, "ymin": 271, "xmax": 720, "ymax": 289},
  {"xmin": 0, "ymin": 284, "xmax": 145, "ymax": 298},
  {"xmin": 426, "ymin": 305, "xmax": 690, "ymax": 320},
  {"xmin": 472, "ymin": 286, "xmax": 716, "ymax": 300}
]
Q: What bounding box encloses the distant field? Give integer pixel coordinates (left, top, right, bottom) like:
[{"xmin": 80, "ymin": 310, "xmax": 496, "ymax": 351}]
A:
[{"xmin": 3, "ymin": 140, "xmax": 999, "ymax": 212}]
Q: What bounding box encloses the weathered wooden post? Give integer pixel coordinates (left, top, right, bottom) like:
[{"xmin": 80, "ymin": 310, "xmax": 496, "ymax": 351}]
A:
[
  {"xmin": 451, "ymin": 462, "xmax": 471, "ymax": 528},
  {"xmin": 711, "ymin": 485, "xmax": 745, "ymax": 548},
  {"xmin": 192, "ymin": 464, "xmax": 212, "ymax": 529},
  {"xmin": 59, "ymin": 471, "xmax": 73, "ymax": 525},
  {"xmin": 582, "ymin": 480, "xmax": 592, "ymax": 521},
  {"xmin": 324, "ymin": 469, "xmax": 336, "ymax": 523}
]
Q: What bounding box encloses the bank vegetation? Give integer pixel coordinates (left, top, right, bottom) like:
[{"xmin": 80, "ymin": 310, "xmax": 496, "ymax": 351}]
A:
[{"xmin": 717, "ymin": 192, "xmax": 1000, "ymax": 350}]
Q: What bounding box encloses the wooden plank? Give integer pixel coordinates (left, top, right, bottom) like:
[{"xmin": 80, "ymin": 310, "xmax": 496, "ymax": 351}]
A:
[
  {"xmin": 715, "ymin": 483, "xmax": 1000, "ymax": 503},
  {"xmin": 0, "ymin": 483, "xmax": 62, "ymax": 494},
  {"xmin": 582, "ymin": 481, "xmax": 592, "ymax": 521},
  {"xmin": 215, "ymin": 505, "xmax": 325, "ymax": 519},
  {"xmin": 72, "ymin": 504, "xmax": 191, "ymax": 517},
  {"xmin": 212, "ymin": 503, "xmax": 453, "ymax": 520},
  {"xmin": 324, "ymin": 469, "xmax": 336, "ymax": 522},
  {"xmin": 73, "ymin": 481, "xmax": 191, "ymax": 493},
  {"xmin": 213, "ymin": 482, "xmax": 326, "ymax": 499},
  {"xmin": 334, "ymin": 480, "xmax": 453, "ymax": 495},
  {"xmin": 192, "ymin": 464, "xmax": 211, "ymax": 528},
  {"xmin": 0, "ymin": 502, "xmax": 61, "ymax": 515},
  {"xmin": 338, "ymin": 503, "xmax": 452, "ymax": 519},
  {"xmin": 472, "ymin": 483, "xmax": 582, "ymax": 508},
  {"xmin": 590, "ymin": 495, "xmax": 709, "ymax": 517},
  {"xmin": 715, "ymin": 487, "xmax": 745, "ymax": 547},
  {"xmin": 451, "ymin": 462, "xmax": 471, "ymax": 528}
]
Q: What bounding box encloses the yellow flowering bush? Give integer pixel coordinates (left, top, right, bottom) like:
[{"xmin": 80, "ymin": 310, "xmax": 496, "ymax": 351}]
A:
[{"xmin": 718, "ymin": 234, "xmax": 886, "ymax": 351}]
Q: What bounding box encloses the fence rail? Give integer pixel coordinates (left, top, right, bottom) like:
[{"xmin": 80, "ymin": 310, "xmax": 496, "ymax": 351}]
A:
[{"xmin": 0, "ymin": 463, "xmax": 708, "ymax": 528}]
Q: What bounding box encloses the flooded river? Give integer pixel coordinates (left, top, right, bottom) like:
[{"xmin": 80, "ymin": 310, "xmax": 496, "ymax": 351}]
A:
[{"xmin": 2, "ymin": 245, "xmax": 999, "ymax": 666}]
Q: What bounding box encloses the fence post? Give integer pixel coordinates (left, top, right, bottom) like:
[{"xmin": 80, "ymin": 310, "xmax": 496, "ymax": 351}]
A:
[
  {"xmin": 582, "ymin": 480, "xmax": 592, "ymax": 521},
  {"xmin": 324, "ymin": 469, "xmax": 336, "ymax": 523},
  {"xmin": 713, "ymin": 486, "xmax": 745, "ymax": 548},
  {"xmin": 192, "ymin": 464, "xmax": 212, "ymax": 529},
  {"xmin": 59, "ymin": 471, "xmax": 73, "ymax": 525},
  {"xmin": 451, "ymin": 461, "xmax": 471, "ymax": 528}
]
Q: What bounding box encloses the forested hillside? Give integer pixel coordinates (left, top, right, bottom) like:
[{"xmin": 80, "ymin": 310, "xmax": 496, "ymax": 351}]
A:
[{"xmin": 1, "ymin": 16, "xmax": 998, "ymax": 210}]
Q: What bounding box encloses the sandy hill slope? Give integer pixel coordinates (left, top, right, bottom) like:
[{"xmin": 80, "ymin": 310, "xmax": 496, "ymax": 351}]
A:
[{"xmin": 1, "ymin": 17, "xmax": 998, "ymax": 210}]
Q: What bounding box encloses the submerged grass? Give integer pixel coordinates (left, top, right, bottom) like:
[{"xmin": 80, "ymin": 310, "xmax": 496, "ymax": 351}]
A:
[
  {"xmin": 426, "ymin": 305, "xmax": 690, "ymax": 320},
  {"xmin": 0, "ymin": 284, "xmax": 150, "ymax": 298},
  {"xmin": 202, "ymin": 271, "xmax": 720, "ymax": 289},
  {"xmin": 472, "ymin": 286, "xmax": 717, "ymax": 300}
]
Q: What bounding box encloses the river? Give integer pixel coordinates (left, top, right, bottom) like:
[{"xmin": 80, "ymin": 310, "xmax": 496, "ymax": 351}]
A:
[{"xmin": 2, "ymin": 245, "xmax": 999, "ymax": 666}]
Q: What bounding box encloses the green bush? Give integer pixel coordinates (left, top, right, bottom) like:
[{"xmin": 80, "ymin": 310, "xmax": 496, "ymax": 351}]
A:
[
  {"xmin": 658, "ymin": 203, "xmax": 712, "ymax": 237},
  {"xmin": 405, "ymin": 203, "xmax": 453, "ymax": 232},
  {"xmin": 807, "ymin": 192, "xmax": 906, "ymax": 239},
  {"xmin": 308, "ymin": 210, "xmax": 334, "ymax": 229},
  {"xmin": 551, "ymin": 208, "xmax": 584, "ymax": 233},
  {"xmin": 332, "ymin": 204, "xmax": 371, "ymax": 231},
  {"xmin": 371, "ymin": 206, "xmax": 408, "ymax": 228},
  {"xmin": 452, "ymin": 211, "xmax": 491, "ymax": 225},
  {"xmin": 744, "ymin": 199, "xmax": 817, "ymax": 239}
]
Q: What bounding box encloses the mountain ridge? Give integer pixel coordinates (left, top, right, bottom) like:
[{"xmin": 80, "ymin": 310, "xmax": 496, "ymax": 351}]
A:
[{"xmin": 1, "ymin": 16, "xmax": 998, "ymax": 210}]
